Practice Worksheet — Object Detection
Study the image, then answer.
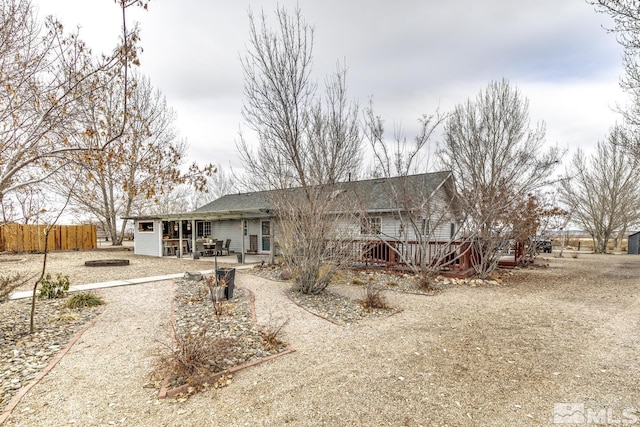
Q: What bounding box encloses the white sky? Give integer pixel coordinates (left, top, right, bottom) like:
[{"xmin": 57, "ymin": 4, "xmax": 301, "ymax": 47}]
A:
[{"xmin": 36, "ymin": 0, "xmax": 628, "ymax": 173}]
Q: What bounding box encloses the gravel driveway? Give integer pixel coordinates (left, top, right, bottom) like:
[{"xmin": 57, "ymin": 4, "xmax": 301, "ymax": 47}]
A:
[{"xmin": 2, "ymin": 252, "xmax": 640, "ymax": 426}]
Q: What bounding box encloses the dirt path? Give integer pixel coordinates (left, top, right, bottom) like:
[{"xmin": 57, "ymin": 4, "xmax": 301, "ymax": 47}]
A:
[{"xmin": 3, "ymin": 254, "xmax": 640, "ymax": 426}]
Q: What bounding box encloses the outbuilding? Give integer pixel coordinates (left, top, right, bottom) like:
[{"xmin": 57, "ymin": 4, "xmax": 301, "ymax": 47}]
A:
[{"xmin": 628, "ymin": 231, "xmax": 640, "ymax": 254}]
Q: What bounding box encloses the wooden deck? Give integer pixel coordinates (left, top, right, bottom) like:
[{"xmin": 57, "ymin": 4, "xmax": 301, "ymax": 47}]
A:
[{"xmin": 348, "ymin": 239, "xmax": 524, "ymax": 278}]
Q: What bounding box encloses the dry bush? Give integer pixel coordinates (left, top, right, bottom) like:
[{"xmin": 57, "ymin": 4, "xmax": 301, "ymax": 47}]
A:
[
  {"xmin": 259, "ymin": 317, "xmax": 289, "ymax": 351},
  {"xmin": 360, "ymin": 285, "xmax": 389, "ymax": 311},
  {"xmin": 205, "ymin": 275, "xmax": 227, "ymax": 319},
  {"xmin": 158, "ymin": 326, "xmax": 238, "ymax": 388},
  {"xmin": 0, "ymin": 272, "xmax": 32, "ymax": 302},
  {"xmin": 417, "ymin": 275, "xmax": 439, "ymax": 292}
]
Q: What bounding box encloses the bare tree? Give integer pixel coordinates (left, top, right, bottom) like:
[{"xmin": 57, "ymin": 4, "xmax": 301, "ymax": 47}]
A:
[
  {"xmin": 238, "ymin": 6, "xmax": 362, "ymax": 294},
  {"xmin": 362, "ymin": 102, "xmax": 460, "ymax": 278},
  {"xmin": 439, "ymin": 79, "xmax": 561, "ymax": 278},
  {"xmin": 590, "ymin": 0, "xmax": 640, "ymax": 94},
  {"xmin": 191, "ymin": 165, "xmax": 238, "ymax": 208},
  {"xmin": 55, "ymin": 73, "xmax": 213, "ymax": 245},
  {"xmin": 0, "ymin": 0, "xmax": 145, "ymax": 207},
  {"xmin": 559, "ymin": 125, "xmax": 640, "ymax": 253}
]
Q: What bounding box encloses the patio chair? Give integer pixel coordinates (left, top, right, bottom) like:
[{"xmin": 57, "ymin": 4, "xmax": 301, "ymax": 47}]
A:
[
  {"xmin": 214, "ymin": 240, "xmax": 224, "ymax": 256},
  {"xmin": 222, "ymin": 239, "xmax": 231, "ymax": 256},
  {"xmin": 195, "ymin": 240, "xmax": 205, "ymax": 257}
]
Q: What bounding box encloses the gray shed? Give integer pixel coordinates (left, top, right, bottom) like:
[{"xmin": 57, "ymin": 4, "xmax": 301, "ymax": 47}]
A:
[{"xmin": 628, "ymin": 231, "xmax": 640, "ymax": 254}]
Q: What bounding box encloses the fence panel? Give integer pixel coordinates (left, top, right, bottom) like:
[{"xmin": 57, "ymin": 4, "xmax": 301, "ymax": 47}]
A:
[{"xmin": 0, "ymin": 224, "xmax": 97, "ymax": 252}]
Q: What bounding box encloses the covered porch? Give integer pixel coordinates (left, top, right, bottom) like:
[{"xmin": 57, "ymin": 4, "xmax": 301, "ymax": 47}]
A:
[{"xmin": 126, "ymin": 211, "xmax": 276, "ymax": 260}]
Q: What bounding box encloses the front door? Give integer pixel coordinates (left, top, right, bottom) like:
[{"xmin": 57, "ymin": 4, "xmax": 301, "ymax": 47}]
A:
[{"xmin": 261, "ymin": 220, "xmax": 270, "ymax": 252}]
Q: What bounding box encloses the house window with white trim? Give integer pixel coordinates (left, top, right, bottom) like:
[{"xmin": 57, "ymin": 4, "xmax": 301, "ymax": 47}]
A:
[
  {"xmin": 361, "ymin": 216, "xmax": 381, "ymax": 235},
  {"xmin": 196, "ymin": 221, "xmax": 212, "ymax": 238}
]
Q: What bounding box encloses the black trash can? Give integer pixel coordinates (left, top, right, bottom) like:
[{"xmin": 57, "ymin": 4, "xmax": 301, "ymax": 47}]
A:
[
  {"xmin": 236, "ymin": 253, "xmax": 244, "ymax": 264},
  {"xmin": 216, "ymin": 268, "xmax": 236, "ymax": 300}
]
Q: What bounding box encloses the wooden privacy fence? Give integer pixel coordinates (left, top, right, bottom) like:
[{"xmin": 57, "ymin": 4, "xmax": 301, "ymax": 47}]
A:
[{"xmin": 0, "ymin": 224, "xmax": 97, "ymax": 252}]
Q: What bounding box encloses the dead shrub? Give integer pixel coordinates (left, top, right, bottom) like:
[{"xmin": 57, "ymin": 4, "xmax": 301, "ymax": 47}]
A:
[
  {"xmin": 417, "ymin": 275, "xmax": 438, "ymax": 291},
  {"xmin": 571, "ymin": 251, "xmax": 579, "ymax": 259},
  {"xmin": 205, "ymin": 275, "xmax": 227, "ymax": 320},
  {"xmin": 360, "ymin": 285, "xmax": 389, "ymax": 311},
  {"xmin": 259, "ymin": 317, "xmax": 289, "ymax": 351},
  {"xmin": 158, "ymin": 325, "xmax": 238, "ymax": 388},
  {"xmin": 0, "ymin": 272, "xmax": 31, "ymax": 302}
]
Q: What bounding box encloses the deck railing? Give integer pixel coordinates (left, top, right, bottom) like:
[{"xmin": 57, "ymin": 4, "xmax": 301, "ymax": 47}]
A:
[{"xmin": 341, "ymin": 239, "xmax": 474, "ymax": 272}]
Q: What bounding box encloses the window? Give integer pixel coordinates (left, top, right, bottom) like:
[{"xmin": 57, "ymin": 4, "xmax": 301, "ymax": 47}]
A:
[
  {"xmin": 138, "ymin": 221, "xmax": 154, "ymax": 232},
  {"xmin": 196, "ymin": 221, "xmax": 211, "ymax": 238},
  {"xmin": 360, "ymin": 216, "xmax": 381, "ymax": 235},
  {"xmin": 450, "ymin": 223, "xmax": 455, "ymax": 239}
]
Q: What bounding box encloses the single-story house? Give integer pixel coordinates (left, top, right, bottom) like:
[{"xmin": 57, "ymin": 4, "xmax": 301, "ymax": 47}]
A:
[{"xmin": 125, "ymin": 171, "xmax": 460, "ymax": 263}]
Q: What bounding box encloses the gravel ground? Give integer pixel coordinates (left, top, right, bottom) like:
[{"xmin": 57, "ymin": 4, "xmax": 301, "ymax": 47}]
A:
[{"xmin": 1, "ymin": 252, "xmax": 640, "ymax": 426}]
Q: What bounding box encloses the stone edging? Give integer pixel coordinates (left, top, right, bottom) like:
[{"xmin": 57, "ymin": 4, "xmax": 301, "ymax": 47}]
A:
[
  {"xmin": 0, "ymin": 316, "xmax": 101, "ymax": 425},
  {"xmin": 285, "ymin": 292, "xmax": 345, "ymax": 326},
  {"xmin": 158, "ymin": 286, "xmax": 295, "ymax": 399},
  {"xmin": 285, "ymin": 290, "xmax": 405, "ymax": 325}
]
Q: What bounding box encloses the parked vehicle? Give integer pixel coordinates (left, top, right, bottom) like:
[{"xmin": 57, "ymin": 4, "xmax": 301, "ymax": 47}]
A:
[{"xmin": 531, "ymin": 236, "xmax": 552, "ymax": 253}]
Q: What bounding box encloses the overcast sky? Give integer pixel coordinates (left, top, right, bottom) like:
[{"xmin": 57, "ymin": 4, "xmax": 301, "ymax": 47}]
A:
[{"xmin": 37, "ymin": 0, "xmax": 627, "ymax": 173}]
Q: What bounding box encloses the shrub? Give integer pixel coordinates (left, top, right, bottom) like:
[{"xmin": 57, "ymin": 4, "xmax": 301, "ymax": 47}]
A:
[
  {"xmin": 417, "ymin": 275, "xmax": 438, "ymax": 292},
  {"xmin": 53, "ymin": 312, "xmax": 80, "ymax": 322},
  {"xmin": 258, "ymin": 318, "xmax": 289, "ymax": 351},
  {"xmin": 360, "ymin": 285, "xmax": 389, "ymax": 311},
  {"xmin": 350, "ymin": 278, "xmax": 364, "ymax": 286},
  {"xmin": 0, "ymin": 272, "xmax": 31, "ymax": 302},
  {"xmin": 158, "ymin": 326, "xmax": 238, "ymax": 387},
  {"xmin": 65, "ymin": 292, "xmax": 104, "ymax": 309},
  {"xmin": 37, "ymin": 273, "xmax": 70, "ymax": 299}
]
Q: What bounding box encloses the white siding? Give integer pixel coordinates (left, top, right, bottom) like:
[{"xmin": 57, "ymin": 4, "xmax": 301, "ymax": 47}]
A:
[
  {"xmin": 134, "ymin": 220, "xmax": 162, "ymax": 257},
  {"xmin": 210, "ymin": 220, "xmax": 244, "ymax": 253}
]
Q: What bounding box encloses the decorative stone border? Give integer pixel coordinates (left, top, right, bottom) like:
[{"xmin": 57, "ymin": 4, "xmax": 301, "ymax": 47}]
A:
[
  {"xmin": 286, "ymin": 290, "xmax": 405, "ymax": 325},
  {"xmin": 0, "ymin": 317, "xmax": 100, "ymax": 425},
  {"xmin": 158, "ymin": 286, "xmax": 295, "ymax": 399}
]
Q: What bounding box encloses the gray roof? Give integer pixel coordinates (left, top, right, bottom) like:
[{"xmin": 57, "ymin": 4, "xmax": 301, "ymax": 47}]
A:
[{"xmin": 193, "ymin": 171, "xmax": 453, "ymax": 215}]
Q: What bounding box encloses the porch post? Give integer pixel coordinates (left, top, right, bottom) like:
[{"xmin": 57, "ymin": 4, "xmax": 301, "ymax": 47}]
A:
[
  {"xmin": 241, "ymin": 219, "xmax": 246, "ymax": 262},
  {"xmin": 191, "ymin": 219, "xmax": 197, "ymax": 259},
  {"xmin": 178, "ymin": 220, "xmax": 183, "ymax": 258}
]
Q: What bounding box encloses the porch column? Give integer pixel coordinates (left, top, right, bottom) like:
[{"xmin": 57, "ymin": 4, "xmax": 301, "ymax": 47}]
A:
[
  {"xmin": 178, "ymin": 220, "xmax": 183, "ymax": 258},
  {"xmin": 241, "ymin": 219, "xmax": 246, "ymax": 263},
  {"xmin": 191, "ymin": 219, "xmax": 197, "ymax": 259}
]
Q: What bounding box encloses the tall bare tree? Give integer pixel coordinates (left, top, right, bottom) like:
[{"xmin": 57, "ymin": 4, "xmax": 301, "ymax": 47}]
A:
[
  {"xmin": 439, "ymin": 79, "xmax": 561, "ymax": 278},
  {"xmin": 590, "ymin": 0, "xmax": 640, "ymax": 94},
  {"xmin": 0, "ymin": 0, "xmax": 144, "ymax": 207},
  {"xmin": 56, "ymin": 73, "xmax": 213, "ymax": 245},
  {"xmin": 362, "ymin": 103, "xmax": 459, "ymax": 278},
  {"xmin": 559, "ymin": 125, "xmax": 640, "ymax": 253},
  {"xmin": 238, "ymin": 6, "xmax": 362, "ymax": 294}
]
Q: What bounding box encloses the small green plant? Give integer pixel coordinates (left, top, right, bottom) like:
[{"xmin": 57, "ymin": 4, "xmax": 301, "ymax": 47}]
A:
[
  {"xmin": 65, "ymin": 292, "xmax": 104, "ymax": 309},
  {"xmin": 360, "ymin": 285, "xmax": 389, "ymax": 311},
  {"xmin": 37, "ymin": 273, "xmax": 70, "ymax": 299}
]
